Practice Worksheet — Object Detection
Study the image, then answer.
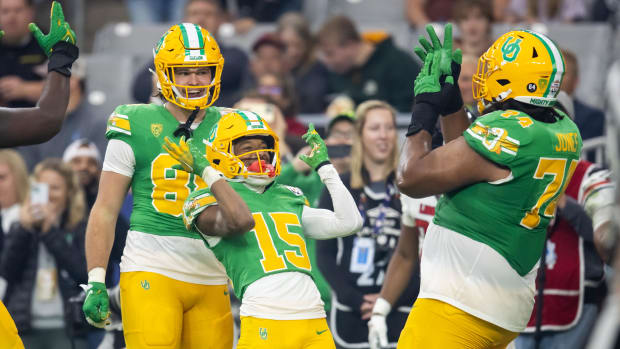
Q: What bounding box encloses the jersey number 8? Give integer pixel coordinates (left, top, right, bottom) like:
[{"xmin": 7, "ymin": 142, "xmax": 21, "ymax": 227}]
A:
[{"xmin": 151, "ymin": 154, "xmax": 208, "ymax": 216}]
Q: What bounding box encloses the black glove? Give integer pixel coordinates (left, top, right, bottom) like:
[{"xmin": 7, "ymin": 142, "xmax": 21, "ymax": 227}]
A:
[{"xmin": 48, "ymin": 41, "xmax": 79, "ymax": 77}]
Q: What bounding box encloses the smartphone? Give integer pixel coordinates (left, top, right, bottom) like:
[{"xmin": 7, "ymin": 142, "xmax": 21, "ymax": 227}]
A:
[{"xmin": 30, "ymin": 182, "xmax": 49, "ymax": 205}]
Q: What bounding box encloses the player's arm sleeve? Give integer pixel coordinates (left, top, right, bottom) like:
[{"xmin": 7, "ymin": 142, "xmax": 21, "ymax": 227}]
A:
[
  {"xmin": 102, "ymin": 139, "xmax": 135, "ymax": 177},
  {"xmin": 580, "ymin": 167, "xmax": 615, "ymax": 231},
  {"xmin": 301, "ymin": 164, "xmax": 363, "ymax": 239},
  {"xmin": 182, "ymin": 188, "xmax": 217, "ymax": 230},
  {"xmin": 462, "ymin": 113, "xmax": 525, "ymax": 168},
  {"xmin": 400, "ymin": 194, "xmax": 416, "ymax": 228}
]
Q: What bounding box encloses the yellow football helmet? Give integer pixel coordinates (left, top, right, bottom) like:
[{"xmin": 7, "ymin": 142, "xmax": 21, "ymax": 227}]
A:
[
  {"xmin": 204, "ymin": 110, "xmax": 281, "ymax": 181},
  {"xmin": 473, "ymin": 30, "xmax": 565, "ymax": 114},
  {"xmin": 153, "ymin": 23, "xmax": 224, "ymax": 110}
]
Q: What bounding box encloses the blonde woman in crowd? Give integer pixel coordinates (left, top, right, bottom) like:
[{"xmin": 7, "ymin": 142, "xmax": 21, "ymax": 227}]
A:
[
  {"xmin": 0, "ymin": 159, "xmax": 88, "ymax": 349},
  {"xmin": 317, "ymin": 100, "xmax": 419, "ymax": 349},
  {"xmin": 0, "ymin": 150, "xmax": 29, "ymax": 236}
]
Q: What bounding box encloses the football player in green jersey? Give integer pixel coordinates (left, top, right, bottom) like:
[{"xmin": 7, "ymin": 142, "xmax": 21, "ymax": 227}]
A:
[
  {"xmin": 82, "ymin": 24, "xmax": 243, "ymax": 348},
  {"xmin": 0, "ymin": 3, "xmax": 77, "ymax": 349},
  {"xmin": 368, "ymin": 24, "xmax": 582, "ymax": 348},
  {"xmin": 0, "ymin": 1, "xmax": 78, "ymax": 147},
  {"xmin": 164, "ymin": 110, "xmax": 363, "ymax": 349}
]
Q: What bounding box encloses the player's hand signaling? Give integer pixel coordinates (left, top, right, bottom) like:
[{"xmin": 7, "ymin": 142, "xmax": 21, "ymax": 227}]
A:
[
  {"xmin": 414, "ymin": 23, "xmax": 463, "ymax": 116},
  {"xmin": 29, "ymin": 1, "xmax": 79, "ymax": 77},
  {"xmin": 164, "ymin": 135, "xmax": 209, "ymax": 175},
  {"xmin": 299, "ymin": 123, "xmax": 330, "ymax": 171},
  {"xmin": 29, "ymin": 1, "xmax": 76, "ymax": 55},
  {"xmin": 368, "ymin": 297, "xmax": 391, "ymax": 349},
  {"xmin": 407, "ymin": 23, "xmax": 463, "ymax": 137},
  {"xmin": 163, "ymin": 136, "xmax": 225, "ymax": 187},
  {"xmin": 81, "ymin": 268, "xmax": 110, "ymax": 328}
]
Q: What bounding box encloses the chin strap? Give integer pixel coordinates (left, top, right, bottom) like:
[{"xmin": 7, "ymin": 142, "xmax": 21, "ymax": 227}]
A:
[{"xmin": 173, "ymin": 107, "xmax": 200, "ymax": 139}]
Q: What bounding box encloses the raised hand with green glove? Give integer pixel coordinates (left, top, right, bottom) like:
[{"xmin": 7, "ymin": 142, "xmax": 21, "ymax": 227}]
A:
[
  {"xmin": 407, "ymin": 50, "xmax": 442, "ymax": 136},
  {"xmin": 300, "ymin": 124, "xmax": 331, "ymax": 171},
  {"xmin": 30, "ymin": 1, "xmax": 79, "ymax": 77},
  {"xmin": 413, "ymin": 23, "xmax": 463, "ymax": 116},
  {"xmin": 163, "ymin": 136, "xmax": 225, "ymax": 187},
  {"xmin": 81, "ymin": 267, "xmax": 110, "ymax": 328}
]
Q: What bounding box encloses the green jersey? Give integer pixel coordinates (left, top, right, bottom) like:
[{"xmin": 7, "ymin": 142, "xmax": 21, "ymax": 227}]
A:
[
  {"xmin": 433, "ymin": 109, "xmax": 582, "ymax": 276},
  {"xmin": 184, "ymin": 182, "xmax": 313, "ymax": 300},
  {"xmin": 106, "ymin": 103, "xmax": 224, "ymax": 238}
]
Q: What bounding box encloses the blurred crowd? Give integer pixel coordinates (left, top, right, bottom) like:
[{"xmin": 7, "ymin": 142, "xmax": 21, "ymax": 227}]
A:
[{"xmin": 0, "ymin": 0, "xmax": 619, "ymax": 348}]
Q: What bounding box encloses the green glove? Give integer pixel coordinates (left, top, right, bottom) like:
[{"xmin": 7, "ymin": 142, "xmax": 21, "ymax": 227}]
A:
[
  {"xmin": 413, "ymin": 23, "xmax": 464, "ymax": 116},
  {"xmin": 299, "ymin": 123, "xmax": 330, "ymax": 171},
  {"xmin": 414, "ymin": 51, "xmax": 441, "ymax": 97},
  {"xmin": 163, "ymin": 136, "xmax": 210, "ymax": 176},
  {"xmin": 0, "ymin": 30, "xmax": 4, "ymax": 40},
  {"xmin": 407, "ymin": 51, "xmax": 442, "ymax": 136},
  {"xmin": 414, "ymin": 23, "xmax": 462, "ymax": 84},
  {"xmin": 29, "ymin": 1, "xmax": 76, "ymax": 56},
  {"xmin": 81, "ymin": 282, "xmax": 110, "ymax": 328}
]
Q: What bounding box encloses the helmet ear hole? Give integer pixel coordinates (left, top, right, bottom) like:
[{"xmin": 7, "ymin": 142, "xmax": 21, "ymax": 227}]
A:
[
  {"xmin": 497, "ymin": 79, "xmax": 510, "ymax": 86},
  {"xmin": 532, "ymin": 47, "xmax": 538, "ymax": 58},
  {"xmin": 213, "ymin": 159, "xmax": 221, "ymax": 165}
]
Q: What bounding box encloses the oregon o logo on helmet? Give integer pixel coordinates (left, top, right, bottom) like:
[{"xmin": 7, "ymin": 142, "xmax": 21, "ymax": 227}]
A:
[
  {"xmin": 527, "ymin": 83, "xmax": 537, "ymax": 93},
  {"xmin": 501, "ymin": 37, "xmax": 522, "ymax": 62}
]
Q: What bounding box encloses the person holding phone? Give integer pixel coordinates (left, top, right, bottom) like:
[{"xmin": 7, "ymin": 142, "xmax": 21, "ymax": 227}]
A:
[{"xmin": 0, "ymin": 159, "xmax": 88, "ymax": 349}]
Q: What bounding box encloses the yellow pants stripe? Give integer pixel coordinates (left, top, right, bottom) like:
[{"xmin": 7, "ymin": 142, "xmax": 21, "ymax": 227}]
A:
[
  {"xmin": 237, "ymin": 316, "xmax": 335, "ymax": 349},
  {"xmin": 120, "ymin": 271, "xmax": 232, "ymax": 349},
  {"xmin": 397, "ymin": 298, "xmax": 518, "ymax": 349},
  {"xmin": 0, "ymin": 300, "xmax": 24, "ymax": 349}
]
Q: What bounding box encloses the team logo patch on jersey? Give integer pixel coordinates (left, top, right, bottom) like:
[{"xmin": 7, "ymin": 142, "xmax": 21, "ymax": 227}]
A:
[
  {"xmin": 259, "ymin": 327, "xmax": 268, "ymax": 340},
  {"xmin": 151, "ymin": 123, "xmax": 163, "ymax": 138},
  {"xmin": 284, "ymin": 185, "xmax": 303, "ymax": 196}
]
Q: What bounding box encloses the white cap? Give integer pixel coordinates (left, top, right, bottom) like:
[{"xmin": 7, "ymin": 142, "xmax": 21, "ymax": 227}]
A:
[{"xmin": 63, "ymin": 139, "xmax": 101, "ymax": 164}]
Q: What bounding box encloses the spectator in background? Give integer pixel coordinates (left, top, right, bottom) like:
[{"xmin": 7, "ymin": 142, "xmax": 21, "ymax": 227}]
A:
[
  {"xmin": 453, "ymin": 0, "xmax": 494, "ymax": 59},
  {"xmin": 0, "ymin": 158, "xmax": 87, "ymax": 349},
  {"xmin": 317, "ymin": 16, "xmax": 420, "ymax": 113},
  {"xmin": 458, "ymin": 54, "xmax": 479, "ymax": 118},
  {"xmin": 249, "ymin": 33, "xmax": 287, "ymax": 83},
  {"xmin": 0, "ymin": 150, "xmax": 29, "ymax": 253},
  {"xmin": 132, "ymin": 0, "xmax": 249, "ymax": 107},
  {"xmin": 561, "ymin": 49, "xmax": 605, "ymax": 142},
  {"xmin": 406, "ymin": 0, "xmax": 456, "ymax": 28},
  {"xmin": 255, "ymin": 72, "xmax": 307, "ymax": 137},
  {"xmin": 61, "ymin": 140, "xmax": 101, "ymax": 210},
  {"xmin": 0, "ymin": 0, "xmax": 46, "ymax": 108},
  {"xmin": 317, "ymin": 100, "xmax": 417, "ymax": 349},
  {"xmin": 225, "ymin": 0, "xmax": 302, "ymax": 34},
  {"xmin": 504, "ymin": 0, "xmax": 587, "ymax": 23},
  {"xmin": 62, "ymin": 139, "xmax": 128, "ymax": 349},
  {"xmin": 279, "ymin": 112, "xmax": 356, "ymax": 208},
  {"xmin": 277, "ymin": 12, "xmax": 329, "ymax": 114},
  {"xmin": 16, "ymin": 59, "xmax": 108, "ymax": 170},
  {"xmin": 125, "ymin": 0, "xmax": 186, "ymax": 24}
]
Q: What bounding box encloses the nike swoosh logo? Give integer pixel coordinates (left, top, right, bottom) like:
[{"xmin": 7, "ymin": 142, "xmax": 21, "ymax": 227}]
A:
[{"xmin": 316, "ymin": 329, "xmax": 328, "ymax": 335}]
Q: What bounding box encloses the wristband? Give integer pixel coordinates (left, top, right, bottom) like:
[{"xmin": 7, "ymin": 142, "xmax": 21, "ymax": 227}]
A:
[
  {"xmin": 315, "ymin": 160, "xmax": 331, "ymax": 172},
  {"xmin": 202, "ymin": 166, "xmax": 225, "ymax": 187},
  {"xmin": 48, "ymin": 41, "xmax": 79, "ymax": 77},
  {"xmin": 88, "ymin": 267, "xmax": 106, "ymax": 283},
  {"xmin": 372, "ymin": 297, "xmax": 392, "ymax": 316},
  {"xmin": 406, "ymin": 102, "xmax": 440, "ymax": 137}
]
